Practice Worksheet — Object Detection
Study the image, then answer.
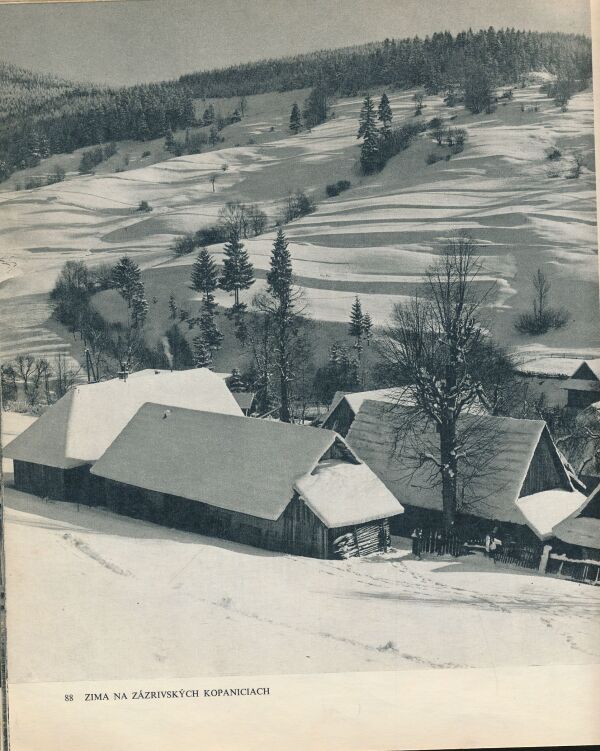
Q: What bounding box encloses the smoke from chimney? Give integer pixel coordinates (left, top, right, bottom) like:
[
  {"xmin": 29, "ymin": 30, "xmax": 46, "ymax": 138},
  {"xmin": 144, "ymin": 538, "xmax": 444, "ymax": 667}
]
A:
[{"xmin": 161, "ymin": 336, "xmax": 174, "ymax": 371}]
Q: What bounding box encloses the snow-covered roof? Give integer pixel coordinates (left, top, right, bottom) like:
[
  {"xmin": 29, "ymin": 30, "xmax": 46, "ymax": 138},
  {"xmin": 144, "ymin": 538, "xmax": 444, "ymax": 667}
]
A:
[
  {"xmin": 552, "ymin": 482, "xmax": 600, "ymax": 548},
  {"xmin": 516, "ymin": 489, "xmax": 586, "ymax": 540},
  {"xmin": 322, "ymin": 387, "xmax": 486, "ymax": 431},
  {"xmin": 346, "ymin": 400, "xmax": 578, "ymax": 535},
  {"xmin": 294, "ymin": 459, "xmax": 403, "ymax": 527},
  {"xmin": 5, "ymin": 369, "xmax": 242, "ymax": 469}
]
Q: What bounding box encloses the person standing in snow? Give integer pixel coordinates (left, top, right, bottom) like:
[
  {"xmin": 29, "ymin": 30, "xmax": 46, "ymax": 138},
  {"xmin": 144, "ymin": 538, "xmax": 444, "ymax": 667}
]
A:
[
  {"xmin": 411, "ymin": 527, "xmax": 422, "ymax": 559},
  {"xmin": 485, "ymin": 527, "xmax": 501, "ymax": 563}
]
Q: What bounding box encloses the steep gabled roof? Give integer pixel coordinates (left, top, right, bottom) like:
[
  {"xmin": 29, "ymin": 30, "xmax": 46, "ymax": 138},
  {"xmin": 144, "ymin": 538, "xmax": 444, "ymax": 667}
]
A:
[
  {"xmin": 346, "ymin": 400, "xmax": 576, "ymax": 535},
  {"xmin": 295, "ymin": 459, "xmax": 403, "ymax": 527},
  {"xmin": 5, "ymin": 369, "xmax": 243, "ymax": 469},
  {"xmin": 92, "ymin": 405, "xmax": 339, "ymax": 521},
  {"xmin": 570, "ymin": 359, "xmax": 600, "ymax": 381}
]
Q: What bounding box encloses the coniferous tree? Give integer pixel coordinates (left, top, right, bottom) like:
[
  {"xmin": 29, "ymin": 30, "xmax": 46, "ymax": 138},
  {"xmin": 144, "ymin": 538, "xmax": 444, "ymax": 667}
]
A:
[
  {"xmin": 289, "ymin": 102, "xmax": 302, "ymax": 133},
  {"xmin": 190, "ymin": 247, "xmax": 219, "ymax": 307},
  {"xmin": 219, "ymin": 229, "xmax": 255, "ymax": 308},
  {"xmin": 377, "ymin": 92, "xmax": 393, "ymax": 135},
  {"xmin": 358, "ymin": 94, "xmax": 380, "ymax": 174},
  {"xmin": 131, "ymin": 285, "xmax": 149, "ymax": 328},
  {"xmin": 258, "ymin": 227, "xmax": 306, "ymax": 423},
  {"xmin": 362, "ymin": 312, "xmax": 373, "ymax": 345},
  {"xmin": 228, "ymin": 367, "xmax": 245, "ymax": 392},
  {"xmin": 192, "ymin": 334, "xmax": 213, "ymax": 368},
  {"xmin": 164, "ymin": 127, "xmax": 175, "ymax": 152},
  {"xmin": 349, "ymin": 296, "xmax": 364, "ymax": 352},
  {"xmin": 111, "ymin": 256, "xmax": 142, "ymax": 308}
]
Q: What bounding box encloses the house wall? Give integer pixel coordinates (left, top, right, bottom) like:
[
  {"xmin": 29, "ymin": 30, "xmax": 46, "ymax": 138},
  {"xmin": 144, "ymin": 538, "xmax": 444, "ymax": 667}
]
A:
[
  {"xmin": 101, "ymin": 480, "xmax": 333, "ymax": 558},
  {"xmin": 13, "ymin": 460, "xmax": 66, "ymax": 500},
  {"xmin": 519, "ymin": 430, "xmax": 571, "ymax": 497},
  {"xmin": 13, "ymin": 460, "xmax": 105, "ymax": 505},
  {"xmin": 567, "ymin": 389, "xmax": 600, "ymax": 409},
  {"xmin": 322, "ymin": 400, "xmax": 355, "ymax": 437}
]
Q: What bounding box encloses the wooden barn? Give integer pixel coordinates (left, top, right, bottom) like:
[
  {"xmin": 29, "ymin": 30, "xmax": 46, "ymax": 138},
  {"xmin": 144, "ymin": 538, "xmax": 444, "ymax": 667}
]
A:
[
  {"xmin": 5, "ymin": 368, "xmax": 243, "ymax": 503},
  {"xmin": 346, "ymin": 399, "xmax": 586, "ymax": 547},
  {"xmin": 89, "ymin": 404, "xmax": 403, "ymax": 559},
  {"xmin": 564, "ymin": 359, "xmax": 600, "ymax": 408}
]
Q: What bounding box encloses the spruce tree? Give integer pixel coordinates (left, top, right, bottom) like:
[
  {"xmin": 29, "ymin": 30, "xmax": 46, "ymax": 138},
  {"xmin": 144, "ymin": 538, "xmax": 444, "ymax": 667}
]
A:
[
  {"xmin": 358, "ymin": 94, "xmax": 380, "ymax": 174},
  {"xmin": 219, "ymin": 229, "xmax": 255, "ymax": 307},
  {"xmin": 111, "ymin": 256, "xmax": 142, "ymax": 307},
  {"xmin": 289, "ymin": 102, "xmax": 302, "ymax": 134},
  {"xmin": 377, "ymin": 92, "xmax": 393, "ymax": 135},
  {"xmin": 228, "ymin": 368, "xmax": 245, "ymax": 392},
  {"xmin": 164, "ymin": 127, "xmax": 175, "ymax": 153},
  {"xmin": 362, "ymin": 312, "xmax": 373, "ymax": 345},
  {"xmin": 192, "ymin": 334, "xmax": 213, "ymax": 369},
  {"xmin": 191, "ymin": 248, "xmax": 219, "ymax": 309},
  {"xmin": 349, "ymin": 296, "xmax": 364, "ymax": 352},
  {"xmin": 131, "ymin": 285, "xmax": 148, "ymax": 329},
  {"xmin": 263, "ymin": 227, "xmax": 299, "ymax": 422}
]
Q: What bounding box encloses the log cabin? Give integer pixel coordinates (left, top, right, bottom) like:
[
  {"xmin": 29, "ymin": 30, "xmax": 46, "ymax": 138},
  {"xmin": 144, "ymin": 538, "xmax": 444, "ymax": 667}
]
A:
[
  {"xmin": 89, "ymin": 404, "xmax": 403, "ymax": 558},
  {"xmin": 6, "ymin": 368, "xmax": 242, "ymax": 503},
  {"xmin": 346, "ymin": 399, "xmax": 585, "ymax": 548}
]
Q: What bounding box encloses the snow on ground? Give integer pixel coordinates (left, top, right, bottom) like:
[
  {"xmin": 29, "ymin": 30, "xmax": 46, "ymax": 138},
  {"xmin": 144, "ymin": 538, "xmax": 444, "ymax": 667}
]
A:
[
  {"xmin": 0, "ymin": 84, "xmax": 597, "ymax": 364},
  {"xmin": 5, "ymin": 488, "xmax": 600, "ymax": 684},
  {"xmin": 3, "ymin": 410, "xmax": 599, "ymax": 684}
]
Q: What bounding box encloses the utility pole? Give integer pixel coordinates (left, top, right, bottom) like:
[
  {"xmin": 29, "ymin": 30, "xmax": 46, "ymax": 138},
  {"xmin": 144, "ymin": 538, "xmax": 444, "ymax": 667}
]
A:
[{"xmin": 0, "ymin": 368, "xmax": 10, "ymax": 751}]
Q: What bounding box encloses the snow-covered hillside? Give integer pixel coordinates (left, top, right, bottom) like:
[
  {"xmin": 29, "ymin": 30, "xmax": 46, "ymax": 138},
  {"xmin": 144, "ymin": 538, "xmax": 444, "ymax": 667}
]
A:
[{"xmin": 0, "ymin": 84, "xmax": 597, "ymax": 366}]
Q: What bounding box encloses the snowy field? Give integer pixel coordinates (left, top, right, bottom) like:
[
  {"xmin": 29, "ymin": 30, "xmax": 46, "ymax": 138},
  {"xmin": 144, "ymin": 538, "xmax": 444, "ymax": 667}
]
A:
[
  {"xmin": 6, "ymin": 488, "xmax": 600, "ymax": 683},
  {"xmin": 4, "ymin": 416, "xmax": 600, "ymax": 683},
  {"xmin": 0, "ymin": 83, "xmax": 598, "ymax": 366}
]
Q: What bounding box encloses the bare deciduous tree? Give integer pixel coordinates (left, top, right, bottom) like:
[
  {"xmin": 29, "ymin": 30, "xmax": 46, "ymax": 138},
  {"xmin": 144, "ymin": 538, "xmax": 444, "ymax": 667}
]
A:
[{"xmin": 378, "ymin": 235, "xmax": 495, "ymax": 528}]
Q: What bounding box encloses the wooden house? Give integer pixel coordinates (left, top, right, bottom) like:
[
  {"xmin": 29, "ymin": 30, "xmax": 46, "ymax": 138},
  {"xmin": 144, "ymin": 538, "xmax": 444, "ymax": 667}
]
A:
[
  {"xmin": 563, "ymin": 360, "xmax": 600, "ymax": 408},
  {"xmin": 552, "ymin": 482, "xmax": 600, "ymax": 560},
  {"xmin": 5, "ymin": 368, "xmax": 243, "ymax": 503},
  {"xmin": 346, "ymin": 399, "xmax": 585, "ymax": 547},
  {"xmin": 90, "ymin": 404, "xmax": 403, "ymax": 559}
]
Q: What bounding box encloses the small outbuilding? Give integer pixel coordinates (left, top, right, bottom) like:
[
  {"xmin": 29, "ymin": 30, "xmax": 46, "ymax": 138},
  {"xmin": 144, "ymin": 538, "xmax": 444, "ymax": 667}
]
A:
[
  {"xmin": 564, "ymin": 360, "xmax": 600, "ymax": 409},
  {"xmin": 346, "ymin": 399, "xmax": 585, "ymax": 546},
  {"xmin": 90, "ymin": 404, "xmax": 403, "ymax": 558},
  {"xmin": 6, "ymin": 368, "xmax": 243, "ymax": 503}
]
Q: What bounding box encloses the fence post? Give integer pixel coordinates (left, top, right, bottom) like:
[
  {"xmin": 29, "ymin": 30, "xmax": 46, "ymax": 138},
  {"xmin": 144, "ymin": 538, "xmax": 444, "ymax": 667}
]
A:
[{"xmin": 539, "ymin": 544, "xmax": 552, "ymax": 574}]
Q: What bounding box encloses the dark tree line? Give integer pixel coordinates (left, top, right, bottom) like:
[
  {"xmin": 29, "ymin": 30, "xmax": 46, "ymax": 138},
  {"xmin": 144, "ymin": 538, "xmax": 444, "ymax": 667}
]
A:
[
  {"xmin": 0, "ymin": 29, "xmax": 591, "ymax": 181},
  {"xmin": 179, "ymin": 28, "xmax": 591, "ymax": 99}
]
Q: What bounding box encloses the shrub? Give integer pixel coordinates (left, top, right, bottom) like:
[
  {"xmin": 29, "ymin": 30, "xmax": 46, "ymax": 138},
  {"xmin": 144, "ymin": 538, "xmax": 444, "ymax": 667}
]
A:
[
  {"xmin": 172, "ymin": 234, "xmax": 196, "ymax": 256},
  {"xmin": 546, "ymin": 147, "xmax": 561, "ymax": 161},
  {"xmin": 103, "ymin": 142, "xmax": 118, "ymax": 159},
  {"xmin": 283, "ymin": 190, "xmax": 316, "ymax": 222},
  {"xmin": 515, "ymin": 309, "xmax": 569, "ymax": 335},
  {"xmin": 450, "ymin": 144, "xmax": 464, "ymax": 155},
  {"xmin": 325, "ymin": 179, "xmax": 351, "ymax": 197},
  {"xmin": 427, "ymin": 117, "xmax": 443, "ymax": 130},
  {"xmin": 194, "ymin": 224, "xmax": 228, "ymax": 246}
]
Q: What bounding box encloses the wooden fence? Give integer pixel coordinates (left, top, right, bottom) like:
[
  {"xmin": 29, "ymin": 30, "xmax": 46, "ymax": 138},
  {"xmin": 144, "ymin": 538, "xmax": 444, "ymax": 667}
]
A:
[
  {"xmin": 411, "ymin": 529, "xmax": 542, "ymax": 570},
  {"xmin": 545, "ymin": 553, "xmax": 600, "ymax": 585}
]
